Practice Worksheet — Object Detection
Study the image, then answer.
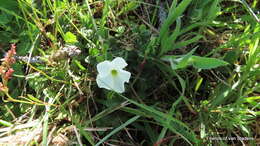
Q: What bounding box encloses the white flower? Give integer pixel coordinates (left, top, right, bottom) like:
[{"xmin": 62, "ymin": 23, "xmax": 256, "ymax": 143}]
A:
[{"xmin": 96, "ymin": 57, "xmax": 131, "ymax": 93}]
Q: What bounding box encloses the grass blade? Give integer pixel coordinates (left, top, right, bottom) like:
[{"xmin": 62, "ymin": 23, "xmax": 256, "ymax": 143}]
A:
[{"xmin": 95, "ymin": 115, "xmax": 140, "ymax": 146}]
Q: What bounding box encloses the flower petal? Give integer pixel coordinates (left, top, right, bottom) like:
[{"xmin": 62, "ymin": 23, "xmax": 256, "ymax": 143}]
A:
[
  {"xmin": 109, "ymin": 70, "xmax": 131, "ymax": 93},
  {"xmin": 97, "ymin": 73, "xmax": 125, "ymax": 93},
  {"xmin": 96, "ymin": 57, "xmax": 131, "ymax": 93},
  {"xmin": 97, "ymin": 60, "xmax": 112, "ymax": 76},
  {"xmin": 111, "ymin": 57, "xmax": 127, "ymax": 69},
  {"xmin": 96, "ymin": 73, "xmax": 113, "ymax": 90},
  {"xmin": 111, "ymin": 75, "xmax": 125, "ymax": 93},
  {"xmin": 117, "ymin": 70, "xmax": 131, "ymax": 83}
]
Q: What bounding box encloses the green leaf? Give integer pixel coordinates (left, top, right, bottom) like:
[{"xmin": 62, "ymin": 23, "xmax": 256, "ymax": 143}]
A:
[
  {"xmin": 207, "ymin": 0, "xmax": 220, "ymax": 21},
  {"xmin": 95, "ymin": 115, "xmax": 140, "ymax": 146},
  {"xmin": 162, "ymin": 50, "xmax": 229, "ymax": 70},
  {"xmin": 64, "ymin": 32, "xmax": 78, "ymax": 44},
  {"xmin": 195, "ymin": 77, "xmax": 203, "ymax": 92},
  {"xmin": 160, "ymin": 17, "xmax": 182, "ymax": 54},
  {"xmin": 172, "ymin": 35, "xmax": 203, "ymax": 51},
  {"xmin": 190, "ymin": 56, "xmax": 229, "ymax": 69},
  {"xmin": 159, "ymin": 0, "xmax": 192, "ymax": 40},
  {"xmin": 119, "ymin": 94, "xmax": 198, "ymax": 145},
  {"xmin": 0, "ymin": 13, "xmax": 12, "ymax": 25},
  {"xmin": 0, "ymin": 119, "xmax": 13, "ymax": 127},
  {"xmin": 144, "ymin": 123, "xmax": 158, "ymax": 143},
  {"xmin": 209, "ymin": 83, "xmax": 232, "ymax": 107},
  {"xmin": 0, "ymin": 0, "xmax": 18, "ymax": 11},
  {"xmin": 73, "ymin": 60, "xmax": 87, "ymax": 71},
  {"xmin": 224, "ymin": 50, "xmax": 240, "ymax": 64},
  {"xmin": 118, "ymin": 1, "xmax": 139, "ymax": 16},
  {"xmin": 161, "ymin": 47, "xmax": 196, "ymax": 70},
  {"xmin": 101, "ymin": 0, "xmax": 111, "ymax": 27},
  {"xmin": 27, "ymin": 94, "xmax": 42, "ymax": 103}
]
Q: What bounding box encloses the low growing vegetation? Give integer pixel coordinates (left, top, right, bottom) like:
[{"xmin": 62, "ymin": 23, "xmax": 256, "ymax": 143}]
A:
[{"xmin": 0, "ymin": 0, "xmax": 259, "ymax": 145}]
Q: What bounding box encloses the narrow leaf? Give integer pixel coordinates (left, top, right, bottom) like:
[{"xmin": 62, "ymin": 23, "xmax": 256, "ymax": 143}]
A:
[
  {"xmin": 191, "ymin": 56, "xmax": 229, "ymax": 69},
  {"xmin": 95, "ymin": 115, "xmax": 140, "ymax": 146}
]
